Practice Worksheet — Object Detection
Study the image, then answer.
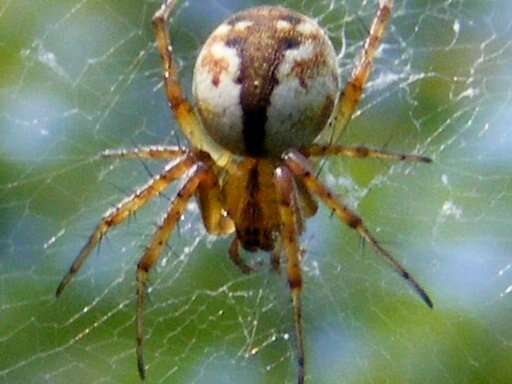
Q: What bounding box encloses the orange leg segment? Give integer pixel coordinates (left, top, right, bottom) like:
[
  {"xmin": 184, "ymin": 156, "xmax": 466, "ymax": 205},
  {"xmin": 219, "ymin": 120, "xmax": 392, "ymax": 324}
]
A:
[
  {"xmin": 318, "ymin": 0, "xmax": 394, "ymax": 144},
  {"xmin": 274, "ymin": 165, "xmax": 306, "ymax": 384},
  {"xmin": 136, "ymin": 163, "xmax": 209, "ymax": 379},
  {"xmin": 56, "ymin": 154, "xmax": 195, "ymax": 297},
  {"xmin": 152, "ymin": 0, "xmax": 231, "ymax": 167},
  {"xmin": 284, "ymin": 150, "xmax": 433, "ymax": 309}
]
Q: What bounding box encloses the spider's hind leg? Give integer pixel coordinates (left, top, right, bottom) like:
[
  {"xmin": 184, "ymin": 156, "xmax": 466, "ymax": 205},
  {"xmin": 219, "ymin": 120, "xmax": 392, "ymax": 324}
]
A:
[{"xmin": 55, "ymin": 154, "xmax": 195, "ymax": 297}]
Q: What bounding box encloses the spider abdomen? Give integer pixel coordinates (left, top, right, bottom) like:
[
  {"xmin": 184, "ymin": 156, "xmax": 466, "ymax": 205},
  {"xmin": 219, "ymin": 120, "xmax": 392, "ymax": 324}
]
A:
[{"xmin": 193, "ymin": 6, "xmax": 340, "ymax": 158}]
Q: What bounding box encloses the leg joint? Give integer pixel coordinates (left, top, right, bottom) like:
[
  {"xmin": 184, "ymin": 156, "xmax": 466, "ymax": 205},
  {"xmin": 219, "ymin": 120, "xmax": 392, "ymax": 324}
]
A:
[
  {"xmin": 288, "ymin": 276, "xmax": 303, "ymax": 290},
  {"xmin": 346, "ymin": 214, "xmax": 362, "ymax": 229},
  {"xmin": 137, "ymin": 261, "xmax": 149, "ymax": 273}
]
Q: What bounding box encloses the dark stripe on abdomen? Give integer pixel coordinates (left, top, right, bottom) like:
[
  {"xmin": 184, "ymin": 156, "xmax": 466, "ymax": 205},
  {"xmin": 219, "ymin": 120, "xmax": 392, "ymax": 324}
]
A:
[{"xmin": 225, "ymin": 28, "xmax": 300, "ymax": 157}]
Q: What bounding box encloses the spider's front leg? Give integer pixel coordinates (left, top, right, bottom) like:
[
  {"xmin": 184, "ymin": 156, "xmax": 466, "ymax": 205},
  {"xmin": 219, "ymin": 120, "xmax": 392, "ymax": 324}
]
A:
[
  {"xmin": 136, "ymin": 162, "xmax": 213, "ymax": 379},
  {"xmin": 152, "ymin": 0, "xmax": 231, "ymax": 166},
  {"xmin": 56, "ymin": 154, "xmax": 196, "ymax": 297},
  {"xmin": 284, "ymin": 150, "xmax": 433, "ymax": 309},
  {"xmin": 152, "ymin": 0, "xmax": 198, "ymax": 141},
  {"xmin": 318, "ymin": 0, "xmax": 394, "ymax": 144},
  {"xmin": 274, "ymin": 166, "xmax": 305, "ymax": 384}
]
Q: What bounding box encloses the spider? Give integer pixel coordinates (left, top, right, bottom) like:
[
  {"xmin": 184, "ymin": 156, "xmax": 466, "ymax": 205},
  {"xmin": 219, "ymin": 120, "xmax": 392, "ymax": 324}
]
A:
[{"xmin": 56, "ymin": 0, "xmax": 433, "ymax": 383}]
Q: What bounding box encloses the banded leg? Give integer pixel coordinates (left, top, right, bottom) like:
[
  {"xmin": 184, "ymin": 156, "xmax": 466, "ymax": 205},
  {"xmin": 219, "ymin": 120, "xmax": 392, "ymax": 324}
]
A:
[
  {"xmin": 318, "ymin": 0, "xmax": 394, "ymax": 144},
  {"xmin": 136, "ymin": 163, "xmax": 209, "ymax": 379},
  {"xmin": 153, "ymin": 1, "xmax": 200, "ymax": 143},
  {"xmin": 300, "ymin": 144, "xmax": 432, "ymax": 163},
  {"xmin": 274, "ymin": 166, "xmax": 305, "ymax": 384},
  {"xmin": 56, "ymin": 155, "xmax": 195, "ymax": 297},
  {"xmin": 284, "ymin": 150, "xmax": 433, "ymax": 308},
  {"xmin": 153, "ymin": 0, "xmax": 230, "ymax": 165}
]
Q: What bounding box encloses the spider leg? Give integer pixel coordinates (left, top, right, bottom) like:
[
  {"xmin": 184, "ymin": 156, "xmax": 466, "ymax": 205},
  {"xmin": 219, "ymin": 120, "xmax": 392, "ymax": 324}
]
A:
[
  {"xmin": 271, "ymin": 239, "xmax": 282, "ymax": 273},
  {"xmin": 55, "ymin": 155, "xmax": 195, "ymax": 297},
  {"xmin": 197, "ymin": 167, "xmax": 235, "ymax": 235},
  {"xmin": 301, "ymin": 144, "xmax": 432, "ymax": 163},
  {"xmin": 136, "ymin": 163, "xmax": 209, "ymax": 379},
  {"xmin": 274, "ymin": 166, "xmax": 305, "ymax": 384},
  {"xmin": 152, "ymin": 0, "xmax": 198, "ymax": 141},
  {"xmin": 152, "ymin": 0, "xmax": 231, "ymax": 166},
  {"xmin": 284, "ymin": 150, "xmax": 433, "ymax": 309},
  {"xmin": 296, "ymin": 178, "xmax": 318, "ymax": 219},
  {"xmin": 317, "ymin": 0, "xmax": 394, "ymax": 144},
  {"xmin": 228, "ymin": 238, "xmax": 254, "ymax": 274},
  {"xmin": 101, "ymin": 145, "xmax": 186, "ymax": 160}
]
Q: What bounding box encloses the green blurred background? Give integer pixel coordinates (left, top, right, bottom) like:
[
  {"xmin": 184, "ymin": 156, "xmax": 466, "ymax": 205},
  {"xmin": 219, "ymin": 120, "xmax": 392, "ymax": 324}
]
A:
[{"xmin": 1, "ymin": 0, "xmax": 511, "ymax": 383}]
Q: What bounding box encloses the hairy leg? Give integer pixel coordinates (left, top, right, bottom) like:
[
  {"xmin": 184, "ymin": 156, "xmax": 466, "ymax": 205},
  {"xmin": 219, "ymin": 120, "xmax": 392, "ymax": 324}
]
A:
[
  {"xmin": 136, "ymin": 163, "xmax": 209, "ymax": 379},
  {"xmin": 274, "ymin": 165, "xmax": 305, "ymax": 384},
  {"xmin": 152, "ymin": 0, "xmax": 231, "ymax": 166},
  {"xmin": 317, "ymin": 0, "xmax": 394, "ymax": 144},
  {"xmin": 56, "ymin": 155, "xmax": 195, "ymax": 297},
  {"xmin": 284, "ymin": 150, "xmax": 433, "ymax": 308},
  {"xmin": 300, "ymin": 144, "xmax": 431, "ymax": 163}
]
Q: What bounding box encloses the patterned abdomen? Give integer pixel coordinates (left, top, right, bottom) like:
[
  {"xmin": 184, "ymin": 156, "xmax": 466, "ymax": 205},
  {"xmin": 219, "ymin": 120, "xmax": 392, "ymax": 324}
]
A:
[{"xmin": 193, "ymin": 6, "xmax": 340, "ymax": 158}]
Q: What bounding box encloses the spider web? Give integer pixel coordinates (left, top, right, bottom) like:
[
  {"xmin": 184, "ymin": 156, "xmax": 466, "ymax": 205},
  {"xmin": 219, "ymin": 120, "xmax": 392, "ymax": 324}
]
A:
[{"xmin": 1, "ymin": 0, "xmax": 511, "ymax": 383}]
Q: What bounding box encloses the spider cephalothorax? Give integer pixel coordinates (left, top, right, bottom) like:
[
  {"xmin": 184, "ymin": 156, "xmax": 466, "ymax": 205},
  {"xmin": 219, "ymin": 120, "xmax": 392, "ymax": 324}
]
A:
[{"xmin": 56, "ymin": 1, "xmax": 433, "ymax": 383}]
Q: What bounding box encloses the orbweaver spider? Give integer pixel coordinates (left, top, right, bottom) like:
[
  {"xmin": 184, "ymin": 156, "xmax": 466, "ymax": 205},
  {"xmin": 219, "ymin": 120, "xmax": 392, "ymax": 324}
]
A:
[{"xmin": 56, "ymin": 0, "xmax": 433, "ymax": 383}]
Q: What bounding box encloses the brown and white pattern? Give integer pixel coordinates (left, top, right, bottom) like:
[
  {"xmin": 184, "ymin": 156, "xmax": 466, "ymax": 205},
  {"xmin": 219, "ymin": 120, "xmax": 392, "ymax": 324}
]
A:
[{"xmin": 193, "ymin": 6, "xmax": 339, "ymax": 157}]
